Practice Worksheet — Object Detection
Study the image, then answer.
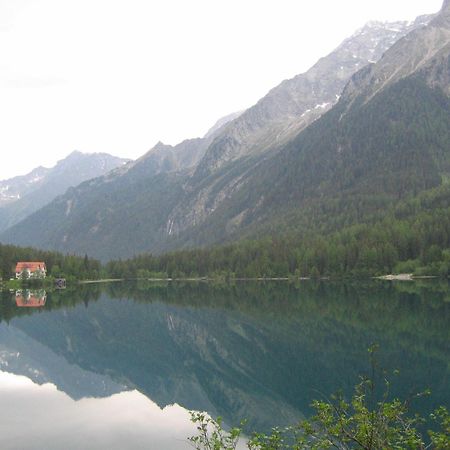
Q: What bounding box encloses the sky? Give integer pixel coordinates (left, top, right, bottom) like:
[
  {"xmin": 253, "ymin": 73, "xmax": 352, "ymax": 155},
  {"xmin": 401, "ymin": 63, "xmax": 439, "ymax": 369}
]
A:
[{"xmin": 0, "ymin": 0, "xmax": 444, "ymax": 180}]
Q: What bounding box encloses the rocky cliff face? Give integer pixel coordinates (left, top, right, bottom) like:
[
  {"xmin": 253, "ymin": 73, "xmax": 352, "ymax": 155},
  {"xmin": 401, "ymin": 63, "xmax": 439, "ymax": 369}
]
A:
[
  {"xmin": 164, "ymin": 3, "xmax": 450, "ymax": 248},
  {"xmin": 343, "ymin": 8, "xmax": 450, "ymax": 103},
  {"xmin": 193, "ymin": 15, "xmax": 434, "ymax": 180},
  {"xmin": 165, "ymin": 16, "xmax": 436, "ymax": 237},
  {"xmin": 123, "ymin": 111, "xmax": 243, "ymax": 180}
]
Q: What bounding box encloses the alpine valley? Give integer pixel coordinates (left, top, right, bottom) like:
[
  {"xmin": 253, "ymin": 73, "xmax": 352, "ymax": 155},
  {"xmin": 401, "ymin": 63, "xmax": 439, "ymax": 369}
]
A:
[{"xmin": 1, "ymin": 1, "xmax": 450, "ymax": 278}]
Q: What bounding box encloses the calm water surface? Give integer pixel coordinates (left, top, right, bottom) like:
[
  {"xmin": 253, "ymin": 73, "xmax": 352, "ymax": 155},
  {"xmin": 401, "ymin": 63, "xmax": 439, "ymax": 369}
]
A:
[{"xmin": 0, "ymin": 281, "xmax": 449, "ymax": 449}]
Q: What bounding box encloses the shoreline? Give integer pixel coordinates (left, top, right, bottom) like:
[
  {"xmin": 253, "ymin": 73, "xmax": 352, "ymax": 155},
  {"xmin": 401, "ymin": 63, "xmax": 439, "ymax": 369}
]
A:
[
  {"xmin": 374, "ymin": 273, "xmax": 438, "ymax": 281},
  {"xmin": 1, "ymin": 274, "xmax": 443, "ymax": 290},
  {"xmin": 78, "ymin": 278, "xmax": 124, "ymax": 284},
  {"xmin": 76, "ymin": 274, "xmax": 442, "ymax": 284}
]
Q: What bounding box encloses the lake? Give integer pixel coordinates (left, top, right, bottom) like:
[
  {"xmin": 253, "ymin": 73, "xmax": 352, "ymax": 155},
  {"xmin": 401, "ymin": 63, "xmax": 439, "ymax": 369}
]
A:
[{"xmin": 0, "ymin": 280, "xmax": 449, "ymax": 449}]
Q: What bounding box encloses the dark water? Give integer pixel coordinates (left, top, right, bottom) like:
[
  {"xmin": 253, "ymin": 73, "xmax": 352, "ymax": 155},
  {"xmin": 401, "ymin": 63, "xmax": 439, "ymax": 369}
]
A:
[{"xmin": 0, "ymin": 280, "xmax": 449, "ymax": 449}]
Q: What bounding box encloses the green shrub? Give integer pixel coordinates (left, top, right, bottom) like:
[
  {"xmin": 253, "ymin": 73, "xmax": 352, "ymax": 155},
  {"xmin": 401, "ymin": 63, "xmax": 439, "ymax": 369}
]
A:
[{"xmin": 189, "ymin": 347, "xmax": 450, "ymax": 449}]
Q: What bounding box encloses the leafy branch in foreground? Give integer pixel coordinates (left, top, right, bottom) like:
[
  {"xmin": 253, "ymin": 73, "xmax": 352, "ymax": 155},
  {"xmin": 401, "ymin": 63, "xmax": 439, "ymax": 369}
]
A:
[
  {"xmin": 188, "ymin": 412, "xmax": 243, "ymax": 450},
  {"xmin": 188, "ymin": 347, "xmax": 450, "ymax": 449}
]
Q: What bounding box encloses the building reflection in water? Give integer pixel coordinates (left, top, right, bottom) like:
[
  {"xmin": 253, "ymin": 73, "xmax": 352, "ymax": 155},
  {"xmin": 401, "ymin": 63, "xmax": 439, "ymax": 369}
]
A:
[{"xmin": 15, "ymin": 290, "xmax": 47, "ymax": 308}]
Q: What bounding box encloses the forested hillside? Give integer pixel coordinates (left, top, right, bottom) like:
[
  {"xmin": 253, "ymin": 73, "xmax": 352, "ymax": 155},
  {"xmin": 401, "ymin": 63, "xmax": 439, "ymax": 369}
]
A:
[
  {"xmin": 105, "ymin": 182, "xmax": 450, "ymax": 279},
  {"xmin": 170, "ymin": 75, "xmax": 450, "ymax": 251}
]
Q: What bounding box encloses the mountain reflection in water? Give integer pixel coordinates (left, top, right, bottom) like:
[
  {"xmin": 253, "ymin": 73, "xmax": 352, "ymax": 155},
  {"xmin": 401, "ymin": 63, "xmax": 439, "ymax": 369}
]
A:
[
  {"xmin": 0, "ymin": 371, "xmax": 196, "ymax": 450},
  {"xmin": 0, "ymin": 280, "xmax": 448, "ymax": 448}
]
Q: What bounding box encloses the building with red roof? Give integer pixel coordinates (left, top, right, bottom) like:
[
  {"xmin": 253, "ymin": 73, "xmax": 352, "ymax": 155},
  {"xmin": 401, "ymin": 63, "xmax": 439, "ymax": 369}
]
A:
[{"xmin": 15, "ymin": 262, "xmax": 47, "ymax": 279}]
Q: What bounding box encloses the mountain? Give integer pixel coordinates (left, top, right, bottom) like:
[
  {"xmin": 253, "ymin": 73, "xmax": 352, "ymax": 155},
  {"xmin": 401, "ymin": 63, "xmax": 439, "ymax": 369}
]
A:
[
  {"xmin": 0, "ymin": 325, "xmax": 125, "ymax": 400},
  {"xmin": 0, "ymin": 151, "xmax": 129, "ymax": 233},
  {"xmin": 193, "ymin": 15, "xmax": 434, "ymax": 181},
  {"xmin": 123, "ymin": 110, "xmax": 242, "ymax": 180},
  {"xmin": 167, "ymin": 1, "xmax": 450, "ymax": 248},
  {"xmin": 0, "ymin": 166, "xmax": 50, "ymax": 207},
  {"xmin": 0, "ymin": 113, "xmax": 244, "ymax": 258},
  {"xmin": 0, "ymin": 8, "xmax": 447, "ymax": 261}
]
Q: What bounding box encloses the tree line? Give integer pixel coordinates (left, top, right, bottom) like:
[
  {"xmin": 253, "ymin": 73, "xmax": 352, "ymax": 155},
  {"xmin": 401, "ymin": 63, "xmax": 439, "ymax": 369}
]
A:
[
  {"xmin": 2, "ymin": 182, "xmax": 450, "ymax": 281},
  {"xmin": 105, "ymin": 183, "xmax": 450, "ymax": 279}
]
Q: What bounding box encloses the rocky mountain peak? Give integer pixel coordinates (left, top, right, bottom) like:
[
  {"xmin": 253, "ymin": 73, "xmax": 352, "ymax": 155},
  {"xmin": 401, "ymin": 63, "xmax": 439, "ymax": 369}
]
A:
[
  {"xmin": 203, "ymin": 111, "xmax": 243, "ymax": 140},
  {"xmin": 342, "ymin": 2, "xmax": 450, "ymax": 104},
  {"xmin": 437, "ymin": 0, "xmax": 450, "ymax": 23},
  {"xmin": 151, "ymin": 141, "xmax": 169, "ymax": 152},
  {"xmin": 193, "ymin": 15, "xmax": 434, "ymax": 180},
  {"xmin": 431, "ymin": 0, "xmax": 450, "ymax": 24}
]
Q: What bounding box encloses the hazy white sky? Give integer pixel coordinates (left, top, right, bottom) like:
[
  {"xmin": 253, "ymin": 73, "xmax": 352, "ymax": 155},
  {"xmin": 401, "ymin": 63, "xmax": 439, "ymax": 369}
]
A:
[{"xmin": 0, "ymin": 0, "xmax": 443, "ymax": 180}]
